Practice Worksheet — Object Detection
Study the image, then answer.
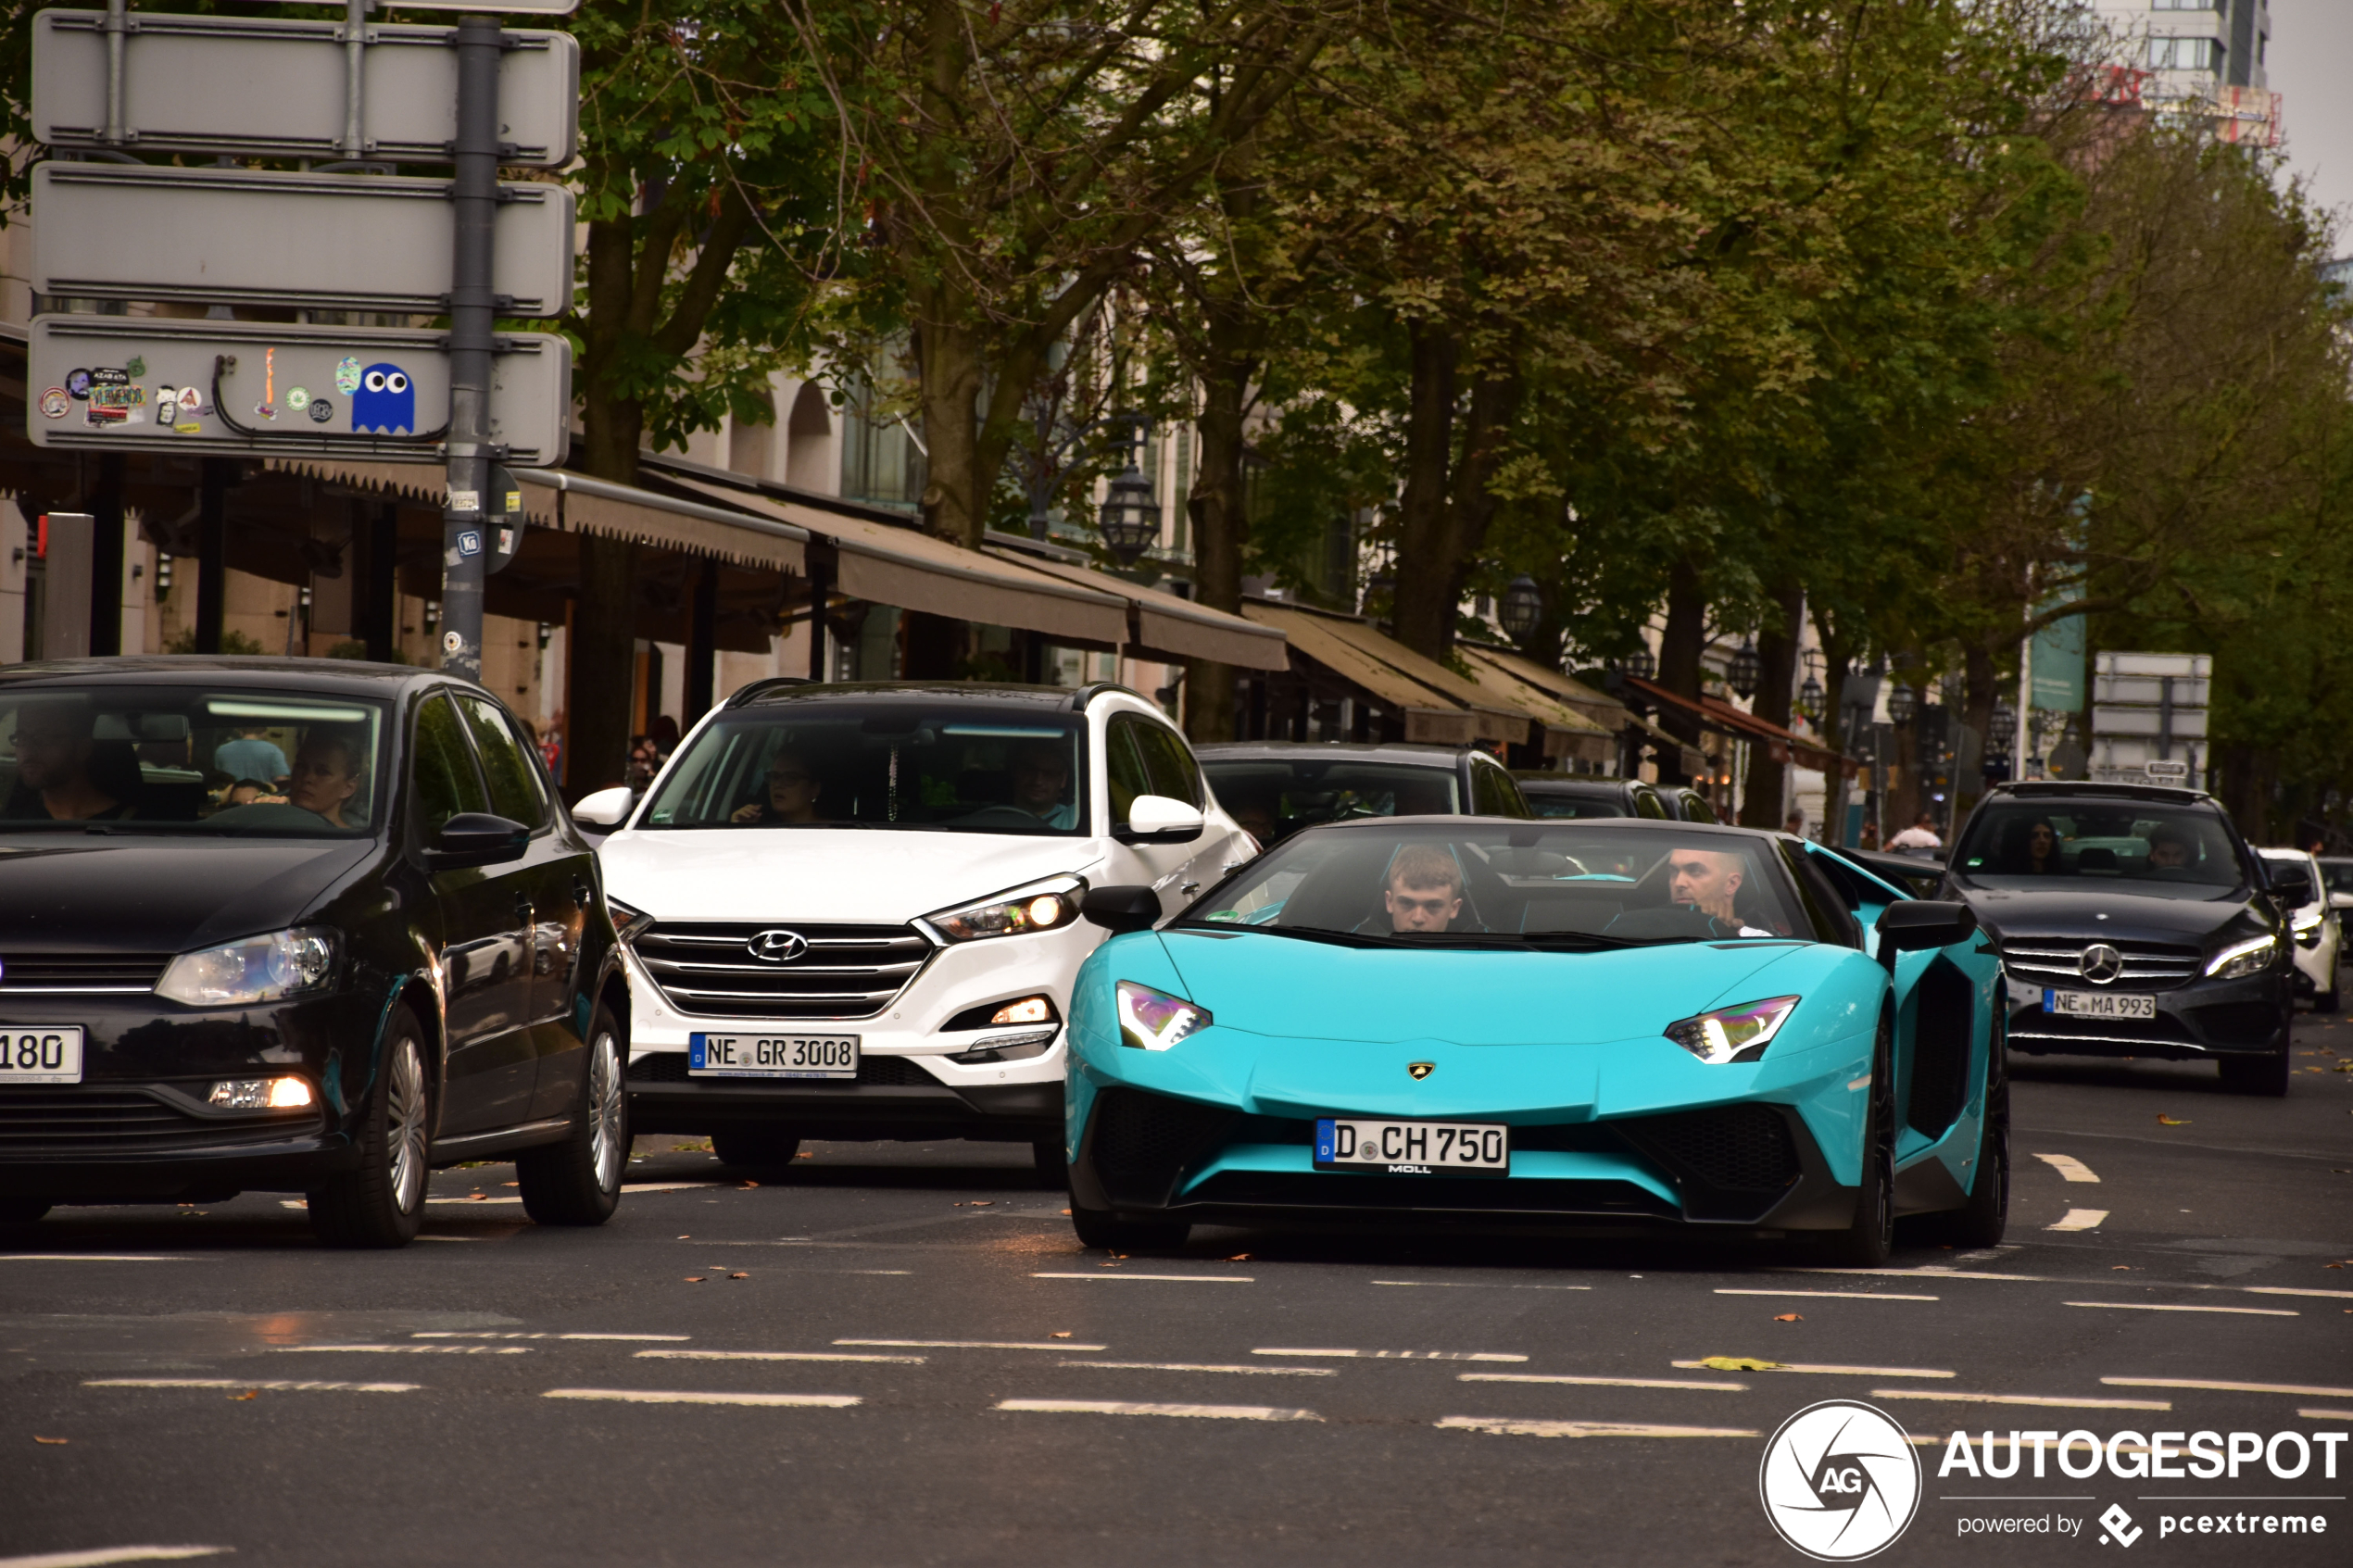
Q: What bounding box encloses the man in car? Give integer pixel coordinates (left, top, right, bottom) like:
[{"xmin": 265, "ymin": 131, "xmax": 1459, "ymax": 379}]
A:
[
  {"xmin": 283, "ymin": 729, "xmax": 364, "ymax": 828},
  {"xmin": 1668, "ymin": 847, "xmax": 1745, "ymax": 923},
  {"xmin": 2145, "ymin": 822, "xmax": 2195, "ymax": 875},
  {"xmin": 1384, "ymin": 845, "xmax": 1466, "ymax": 934},
  {"xmin": 1010, "ymin": 740, "xmax": 1077, "ymax": 830},
  {"xmin": 9, "ymin": 700, "xmax": 132, "ymax": 821}
]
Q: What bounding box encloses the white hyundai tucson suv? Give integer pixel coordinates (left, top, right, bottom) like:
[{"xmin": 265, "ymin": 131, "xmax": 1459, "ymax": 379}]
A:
[{"xmin": 582, "ymin": 681, "xmax": 1250, "ymax": 1177}]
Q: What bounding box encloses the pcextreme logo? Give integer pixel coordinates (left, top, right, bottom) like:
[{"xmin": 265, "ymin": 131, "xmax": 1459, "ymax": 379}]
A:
[{"xmin": 1759, "ymin": 1399, "xmax": 1923, "ymax": 1562}]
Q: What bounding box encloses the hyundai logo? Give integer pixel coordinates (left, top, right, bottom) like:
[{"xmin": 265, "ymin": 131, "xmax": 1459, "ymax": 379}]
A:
[
  {"xmin": 2079, "ymin": 943, "xmax": 2124, "ymax": 985},
  {"xmin": 747, "ymin": 929, "xmax": 809, "ymax": 963}
]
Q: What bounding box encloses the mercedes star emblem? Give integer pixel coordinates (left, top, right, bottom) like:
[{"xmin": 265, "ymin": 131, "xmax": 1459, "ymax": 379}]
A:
[
  {"xmin": 2078, "ymin": 943, "xmax": 2124, "ymax": 985},
  {"xmin": 747, "ymin": 929, "xmax": 809, "ymax": 963}
]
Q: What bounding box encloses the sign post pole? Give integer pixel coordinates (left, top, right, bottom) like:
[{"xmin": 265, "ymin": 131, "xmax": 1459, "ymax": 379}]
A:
[{"xmin": 439, "ymin": 13, "xmax": 501, "ymax": 680}]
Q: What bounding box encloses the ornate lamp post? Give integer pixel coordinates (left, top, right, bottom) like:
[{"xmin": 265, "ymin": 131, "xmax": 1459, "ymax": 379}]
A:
[
  {"xmin": 1728, "ymin": 638, "xmax": 1762, "ymax": 701},
  {"xmin": 1623, "ymin": 644, "xmax": 1656, "ymax": 682},
  {"xmin": 1095, "ymin": 420, "xmax": 1161, "ymax": 566},
  {"xmin": 1498, "ymin": 575, "xmax": 1543, "ymax": 642}
]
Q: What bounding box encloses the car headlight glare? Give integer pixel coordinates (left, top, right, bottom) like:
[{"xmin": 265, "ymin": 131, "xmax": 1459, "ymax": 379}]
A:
[
  {"xmin": 925, "ymin": 877, "xmax": 1083, "ymax": 943},
  {"xmin": 2207, "ymin": 935, "xmax": 2280, "ymax": 979},
  {"xmin": 1662, "ymin": 995, "xmax": 1801, "ymax": 1065},
  {"xmin": 209, "ymin": 1075, "xmax": 314, "ymax": 1110},
  {"xmin": 158, "ymin": 928, "xmax": 338, "ymax": 1007},
  {"xmin": 606, "ymin": 897, "xmax": 655, "ymax": 942},
  {"xmin": 2292, "ymin": 910, "xmax": 2322, "ymax": 934},
  {"xmin": 1115, "ymin": 981, "xmax": 1212, "ymax": 1051}
]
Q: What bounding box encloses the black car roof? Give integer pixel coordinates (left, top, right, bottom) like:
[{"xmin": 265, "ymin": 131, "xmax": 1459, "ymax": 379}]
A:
[
  {"xmin": 1194, "ymin": 741, "xmax": 1479, "ymax": 765},
  {"xmin": 1299, "ymin": 811, "xmax": 1774, "ymax": 843},
  {"xmin": 1510, "ymin": 774, "xmax": 1630, "ymax": 794},
  {"xmin": 728, "ymin": 680, "xmax": 1123, "ymax": 711},
  {"xmin": 1985, "ymin": 780, "xmax": 2214, "ymax": 807},
  {"xmin": 0, "ymin": 656, "xmax": 449, "ymax": 696}
]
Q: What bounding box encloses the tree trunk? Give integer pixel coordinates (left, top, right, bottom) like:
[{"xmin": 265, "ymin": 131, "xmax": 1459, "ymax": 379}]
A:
[
  {"xmin": 1389, "ymin": 322, "xmax": 1459, "ymax": 659},
  {"xmin": 1186, "ymin": 345, "xmax": 1254, "ymax": 742},
  {"xmin": 1814, "ymin": 609, "xmax": 1858, "ymax": 847},
  {"xmin": 1739, "ymin": 583, "xmax": 1804, "ymax": 828},
  {"xmin": 1433, "ymin": 363, "xmax": 1523, "ymax": 666},
  {"xmin": 572, "ymin": 207, "xmax": 646, "ymax": 798},
  {"xmin": 1957, "ymin": 641, "xmax": 2001, "ymax": 822},
  {"xmin": 1653, "ymin": 559, "xmax": 1706, "ymax": 784}
]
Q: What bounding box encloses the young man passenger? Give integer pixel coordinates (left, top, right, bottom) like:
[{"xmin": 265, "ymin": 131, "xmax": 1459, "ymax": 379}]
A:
[{"xmin": 1385, "ymin": 844, "xmax": 1466, "ymax": 934}]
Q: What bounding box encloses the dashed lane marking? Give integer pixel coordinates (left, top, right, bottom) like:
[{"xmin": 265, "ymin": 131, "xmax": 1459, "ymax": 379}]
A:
[
  {"xmin": 2064, "ymin": 1301, "xmax": 2297, "ymax": 1317},
  {"xmin": 1370, "ymin": 1281, "xmax": 1592, "ymax": 1290},
  {"xmin": 637, "ymin": 1349, "xmax": 923, "ymax": 1364},
  {"xmin": 1713, "ymin": 1289, "xmax": 1938, "ymax": 1301},
  {"xmin": 413, "ymin": 1332, "xmax": 689, "ymax": 1341},
  {"xmin": 1673, "ymin": 1361, "xmax": 1955, "ymax": 1379},
  {"xmin": 1437, "ymin": 1416, "xmax": 1759, "ymax": 1439},
  {"xmin": 541, "ymin": 1388, "xmax": 860, "ymax": 1408},
  {"xmin": 1461, "ymin": 1374, "xmax": 1748, "ymax": 1392},
  {"xmin": 2246, "ymin": 1287, "xmax": 2353, "ymax": 1299},
  {"xmin": 84, "ymin": 1378, "xmax": 416, "ymax": 1393},
  {"xmin": 2102, "ymin": 1377, "xmax": 2353, "ymax": 1398},
  {"xmin": 621, "ymin": 1182, "xmax": 735, "ymax": 1193},
  {"xmin": 1058, "ymin": 1361, "xmax": 1336, "ymax": 1377},
  {"xmin": 1029, "ymin": 1273, "xmax": 1252, "ymax": 1283},
  {"xmin": 1869, "ymin": 1388, "xmax": 2172, "ymax": 1411},
  {"xmin": 274, "ymin": 1344, "xmax": 526, "ymax": 1355},
  {"xmin": 1254, "ymin": 1348, "xmax": 1528, "ymax": 1362},
  {"xmin": 1788, "ymin": 1268, "xmax": 2045, "ymax": 1281},
  {"xmin": 2046, "ymin": 1208, "xmax": 2108, "ymax": 1232},
  {"xmin": 0, "ymin": 1255, "xmax": 189, "ymax": 1262},
  {"xmin": 836, "ymin": 1338, "xmax": 1106, "ymax": 1352},
  {"xmin": 0, "ymin": 1547, "xmax": 229, "ymax": 1567},
  {"xmin": 997, "ymin": 1399, "xmax": 1320, "ymax": 1422},
  {"xmin": 2298, "ymin": 1408, "xmax": 2353, "ymax": 1420},
  {"xmin": 2032, "ymin": 1153, "xmax": 2102, "ymax": 1183}
]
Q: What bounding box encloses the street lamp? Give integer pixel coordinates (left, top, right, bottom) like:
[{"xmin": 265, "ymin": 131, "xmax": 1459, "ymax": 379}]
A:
[
  {"xmin": 1096, "ymin": 424, "xmax": 1161, "ymax": 566},
  {"xmin": 1798, "ymin": 673, "xmax": 1824, "ymax": 722},
  {"xmin": 1990, "ymin": 696, "xmax": 2017, "ymax": 737},
  {"xmin": 1728, "ymin": 638, "xmax": 1761, "ymax": 701},
  {"xmin": 1887, "ymin": 683, "xmax": 1918, "ymax": 726},
  {"xmin": 1498, "ymin": 576, "xmax": 1543, "ymax": 641},
  {"xmin": 1622, "ymin": 645, "xmax": 1656, "ymax": 682}
]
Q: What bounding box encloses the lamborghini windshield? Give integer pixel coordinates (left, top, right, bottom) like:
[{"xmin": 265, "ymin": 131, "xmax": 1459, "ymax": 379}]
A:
[{"xmin": 1176, "ymin": 822, "xmax": 1810, "ymax": 945}]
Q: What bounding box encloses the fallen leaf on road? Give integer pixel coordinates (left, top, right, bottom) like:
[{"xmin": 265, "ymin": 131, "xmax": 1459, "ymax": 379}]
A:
[
  {"xmin": 1699, "ymin": 1357, "xmax": 1781, "ymax": 1372},
  {"xmin": 970, "ymin": 1200, "xmax": 994, "ymax": 1207},
  {"xmin": 797, "ymin": 1151, "xmax": 813, "ymax": 1159},
  {"xmin": 2157, "ymin": 1114, "xmax": 2190, "ymax": 1125},
  {"xmin": 738, "ymin": 1181, "xmax": 760, "ymax": 1189},
  {"xmin": 729, "ymin": 1272, "xmax": 749, "ymax": 1280},
  {"xmin": 1773, "ymin": 1313, "xmax": 1803, "ymax": 1323},
  {"xmin": 232, "ymin": 1391, "xmax": 258, "ymax": 1401},
  {"xmin": 684, "ymin": 1276, "xmax": 706, "ymax": 1284},
  {"xmin": 1061, "ymin": 1209, "xmax": 1072, "ymax": 1216},
  {"xmin": 2112, "ymin": 1265, "xmax": 2136, "ymax": 1271},
  {"xmin": 1050, "ymin": 1332, "xmax": 1073, "ymax": 1339},
  {"xmin": 676, "ymin": 1235, "xmax": 690, "ymax": 1239},
  {"xmin": 33, "ymin": 1436, "xmax": 67, "ymax": 1445},
  {"xmin": 1227, "ymin": 1254, "xmax": 1252, "ymax": 1261}
]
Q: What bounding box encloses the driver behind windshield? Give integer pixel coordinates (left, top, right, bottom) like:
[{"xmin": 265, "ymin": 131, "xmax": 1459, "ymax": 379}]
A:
[
  {"xmin": 283, "ymin": 729, "xmax": 363, "ymax": 828},
  {"xmin": 1010, "ymin": 740, "xmax": 1076, "ymax": 830},
  {"xmin": 1383, "ymin": 845, "xmax": 1467, "ymax": 934},
  {"xmin": 731, "ymin": 747, "xmax": 824, "ymax": 825},
  {"xmin": 2144, "ymin": 822, "xmax": 2195, "ymax": 876},
  {"xmin": 1668, "ymin": 847, "xmax": 1777, "ymax": 937},
  {"xmin": 7, "ymin": 700, "xmax": 135, "ymax": 822}
]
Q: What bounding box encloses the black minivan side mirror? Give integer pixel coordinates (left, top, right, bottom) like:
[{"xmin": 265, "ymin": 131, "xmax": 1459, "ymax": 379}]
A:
[
  {"xmin": 422, "ymin": 812, "xmax": 531, "ymax": 872},
  {"xmin": 1081, "ymin": 884, "xmax": 1162, "ymax": 935},
  {"xmin": 1877, "ymin": 899, "xmax": 1979, "ymax": 953}
]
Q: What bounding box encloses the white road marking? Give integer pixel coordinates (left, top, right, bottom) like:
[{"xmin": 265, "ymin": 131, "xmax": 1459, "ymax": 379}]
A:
[
  {"xmin": 2245, "ymin": 1286, "xmax": 2353, "ymax": 1299},
  {"xmin": 2102, "ymin": 1377, "xmax": 2353, "ymax": 1398},
  {"xmin": 562, "ymin": 1333, "xmax": 693, "ymax": 1341},
  {"xmin": 997, "ymin": 1399, "xmax": 1320, "ymax": 1422},
  {"xmin": 1788, "ymin": 1268, "xmax": 2046, "ymax": 1281},
  {"xmin": 836, "ymin": 1338, "xmax": 1106, "ymax": 1352},
  {"xmin": 621, "ymin": 1182, "xmax": 733, "ymax": 1193},
  {"xmin": 2032, "ymin": 1152, "xmax": 2102, "ymax": 1183},
  {"xmin": 409, "ymin": 1331, "xmax": 690, "ymax": 1341},
  {"xmin": 2046, "ymin": 1208, "xmax": 2108, "ymax": 1232},
  {"xmin": 636, "ymin": 1349, "xmax": 923, "ymax": 1364},
  {"xmin": 1462, "ymin": 1374, "xmax": 1748, "ymax": 1392},
  {"xmin": 543, "ymin": 1388, "xmax": 860, "ymax": 1407},
  {"xmin": 1870, "ymin": 1388, "xmax": 2171, "ymax": 1411},
  {"xmin": 274, "ymin": 1344, "xmax": 526, "ymax": 1355},
  {"xmin": 412, "ymin": 1236, "xmax": 482, "ymax": 1242},
  {"xmin": 1029, "ymin": 1273, "xmax": 1252, "ymax": 1283},
  {"xmin": 1713, "ymin": 1289, "xmax": 1938, "ymax": 1301},
  {"xmin": 0, "ymin": 1255, "xmax": 189, "ymax": 1262},
  {"xmin": 0, "ymin": 1548, "xmax": 229, "ymax": 1567},
  {"xmin": 1437, "ymin": 1416, "xmax": 1759, "ymax": 1439},
  {"xmin": 2298, "ymin": 1408, "xmax": 2353, "ymax": 1420},
  {"xmin": 84, "ymin": 1378, "xmax": 416, "ymax": 1393},
  {"xmin": 2064, "ymin": 1301, "xmax": 2297, "ymax": 1317},
  {"xmin": 1369, "ymin": 1281, "xmax": 1591, "ymax": 1291},
  {"xmin": 1058, "ymin": 1361, "xmax": 1336, "ymax": 1377},
  {"xmin": 1254, "ymin": 1348, "xmax": 1528, "ymax": 1362},
  {"xmin": 1672, "ymin": 1361, "xmax": 1955, "ymax": 1379}
]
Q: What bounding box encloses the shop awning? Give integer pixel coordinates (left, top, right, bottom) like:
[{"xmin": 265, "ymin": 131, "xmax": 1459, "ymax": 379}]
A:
[
  {"xmin": 1459, "ymin": 644, "xmax": 1634, "ymax": 732},
  {"xmin": 1624, "ymin": 674, "xmax": 1859, "ymax": 780},
  {"xmin": 1239, "ymin": 601, "xmax": 1524, "ymax": 745},
  {"xmin": 1454, "ymin": 647, "xmax": 1616, "ymax": 764},
  {"xmin": 983, "ymin": 536, "xmax": 1289, "ymax": 671}
]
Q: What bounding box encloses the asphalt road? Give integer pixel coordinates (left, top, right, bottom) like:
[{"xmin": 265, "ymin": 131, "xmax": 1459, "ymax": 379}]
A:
[{"xmin": 5, "ymin": 1019, "xmax": 2350, "ymax": 1568}]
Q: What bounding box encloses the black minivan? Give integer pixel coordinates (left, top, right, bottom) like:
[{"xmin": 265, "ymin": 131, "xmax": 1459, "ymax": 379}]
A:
[{"xmin": 0, "ymin": 659, "xmax": 628, "ymax": 1246}]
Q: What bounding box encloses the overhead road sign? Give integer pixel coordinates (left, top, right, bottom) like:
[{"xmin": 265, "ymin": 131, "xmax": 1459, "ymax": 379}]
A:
[
  {"xmin": 345, "ymin": 0, "xmax": 579, "ymax": 10},
  {"xmin": 28, "ymin": 314, "xmax": 572, "ymax": 469},
  {"xmin": 31, "ymin": 162, "xmax": 574, "ymax": 317},
  {"xmin": 30, "ymin": 10, "xmax": 579, "ymax": 167}
]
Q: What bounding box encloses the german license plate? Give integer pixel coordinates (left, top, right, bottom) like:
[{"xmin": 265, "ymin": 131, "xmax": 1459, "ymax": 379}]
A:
[
  {"xmin": 2044, "ymin": 989, "xmax": 2156, "ymax": 1020},
  {"xmin": 688, "ymin": 1033, "xmax": 859, "ymax": 1079},
  {"xmin": 1315, "ymin": 1117, "xmax": 1508, "ymax": 1175},
  {"xmin": 0, "ymin": 1026, "xmax": 84, "ymax": 1085}
]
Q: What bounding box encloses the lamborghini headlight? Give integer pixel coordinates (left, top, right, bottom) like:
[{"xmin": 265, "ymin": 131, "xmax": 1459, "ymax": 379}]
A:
[
  {"xmin": 925, "ymin": 876, "xmax": 1084, "ymax": 943},
  {"xmin": 1115, "ymin": 981, "xmax": 1212, "ymax": 1051},
  {"xmin": 157, "ymin": 928, "xmax": 338, "ymax": 1007},
  {"xmin": 1662, "ymin": 996, "xmax": 1801, "ymax": 1066},
  {"xmin": 2207, "ymin": 935, "xmax": 2280, "ymax": 979}
]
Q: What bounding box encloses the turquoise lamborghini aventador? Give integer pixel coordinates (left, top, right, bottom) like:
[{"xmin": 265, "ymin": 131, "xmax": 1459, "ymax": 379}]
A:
[{"xmin": 1062, "ymin": 816, "xmax": 2005, "ymax": 1261}]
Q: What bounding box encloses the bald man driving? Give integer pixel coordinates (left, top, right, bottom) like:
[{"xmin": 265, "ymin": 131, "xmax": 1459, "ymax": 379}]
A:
[{"xmin": 1668, "ymin": 847, "xmax": 1745, "ymax": 924}]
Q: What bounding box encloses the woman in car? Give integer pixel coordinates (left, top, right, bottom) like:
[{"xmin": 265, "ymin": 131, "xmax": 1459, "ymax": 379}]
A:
[
  {"xmin": 2002, "ymin": 817, "xmax": 2059, "ymax": 873},
  {"xmin": 730, "ymin": 747, "xmax": 825, "ymax": 825}
]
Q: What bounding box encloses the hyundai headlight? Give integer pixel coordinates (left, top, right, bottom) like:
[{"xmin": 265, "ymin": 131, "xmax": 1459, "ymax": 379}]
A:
[
  {"xmin": 1115, "ymin": 981, "xmax": 1212, "ymax": 1051},
  {"xmin": 1661, "ymin": 996, "xmax": 1801, "ymax": 1065},
  {"xmin": 607, "ymin": 897, "xmax": 655, "ymax": 942},
  {"xmin": 158, "ymin": 928, "xmax": 339, "ymax": 1007},
  {"xmin": 2206, "ymin": 935, "xmax": 2280, "ymax": 979},
  {"xmin": 924, "ymin": 876, "xmax": 1084, "ymax": 943}
]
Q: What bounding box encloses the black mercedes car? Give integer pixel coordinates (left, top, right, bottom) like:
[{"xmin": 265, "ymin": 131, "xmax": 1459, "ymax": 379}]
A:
[
  {"xmin": 1509, "ymin": 773, "xmax": 1712, "ymax": 822},
  {"xmin": 1945, "ymin": 781, "xmax": 2295, "ymax": 1094},
  {"xmin": 1197, "ymin": 741, "xmax": 1529, "ymax": 847},
  {"xmin": 0, "ymin": 659, "xmax": 629, "ymax": 1245}
]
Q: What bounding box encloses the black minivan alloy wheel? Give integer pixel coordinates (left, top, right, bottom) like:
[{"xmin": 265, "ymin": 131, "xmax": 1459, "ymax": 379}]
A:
[
  {"xmin": 519, "ymin": 1005, "xmax": 628, "ymax": 1225},
  {"xmin": 309, "ymin": 1012, "xmax": 430, "ymax": 1248}
]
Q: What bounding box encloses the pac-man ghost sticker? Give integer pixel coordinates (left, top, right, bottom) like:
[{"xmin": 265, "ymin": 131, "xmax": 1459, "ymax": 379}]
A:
[{"xmin": 352, "ymin": 364, "xmax": 414, "ymax": 434}]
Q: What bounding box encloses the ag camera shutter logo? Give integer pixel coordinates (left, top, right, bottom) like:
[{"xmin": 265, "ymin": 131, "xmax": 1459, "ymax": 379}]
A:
[{"xmin": 1759, "ymin": 1399, "xmax": 1922, "ymax": 1561}]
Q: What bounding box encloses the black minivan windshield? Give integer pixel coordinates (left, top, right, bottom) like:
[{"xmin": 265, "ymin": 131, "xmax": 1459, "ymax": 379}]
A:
[
  {"xmin": 640, "ymin": 703, "xmax": 1088, "ymax": 834},
  {"xmin": 0, "ymin": 685, "xmax": 387, "ymax": 834},
  {"xmin": 1951, "ymin": 797, "xmax": 2250, "ymax": 897}
]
